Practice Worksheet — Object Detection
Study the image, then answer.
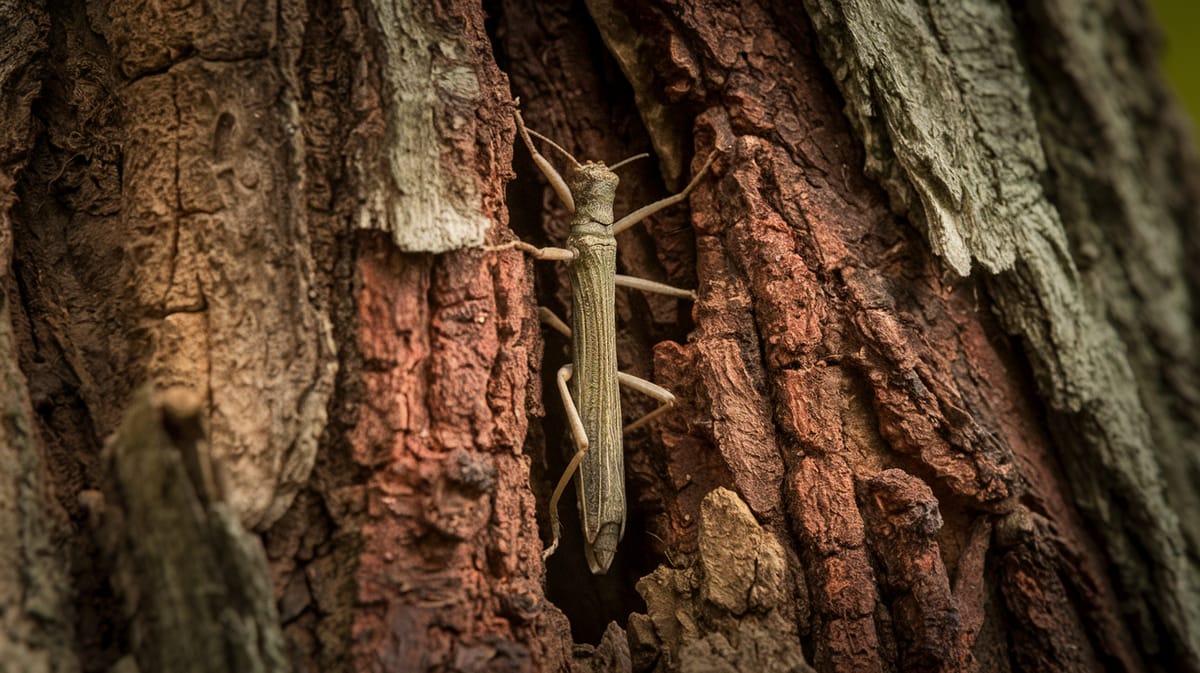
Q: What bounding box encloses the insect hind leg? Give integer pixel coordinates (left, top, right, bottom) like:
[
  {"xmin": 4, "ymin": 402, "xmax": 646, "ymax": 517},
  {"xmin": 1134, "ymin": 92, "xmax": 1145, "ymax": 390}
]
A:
[{"xmin": 544, "ymin": 364, "xmax": 589, "ymax": 561}]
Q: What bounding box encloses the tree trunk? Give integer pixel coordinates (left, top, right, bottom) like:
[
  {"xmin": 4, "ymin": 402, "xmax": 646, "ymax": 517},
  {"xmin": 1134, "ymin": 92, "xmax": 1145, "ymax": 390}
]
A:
[{"xmin": 1, "ymin": 0, "xmax": 1197, "ymax": 671}]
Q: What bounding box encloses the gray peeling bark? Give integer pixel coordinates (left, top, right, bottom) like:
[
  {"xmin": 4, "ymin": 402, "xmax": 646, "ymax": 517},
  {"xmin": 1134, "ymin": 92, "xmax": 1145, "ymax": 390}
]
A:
[
  {"xmin": 802, "ymin": 0, "xmax": 1200, "ymax": 666},
  {"xmin": 1, "ymin": 0, "xmax": 1198, "ymax": 673}
]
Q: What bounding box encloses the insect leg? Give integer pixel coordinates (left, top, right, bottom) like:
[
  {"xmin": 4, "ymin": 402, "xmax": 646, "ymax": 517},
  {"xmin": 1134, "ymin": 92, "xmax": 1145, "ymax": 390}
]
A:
[
  {"xmin": 614, "ymin": 274, "xmax": 696, "ymax": 300},
  {"xmin": 617, "ymin": 371, "xmax": 677, "ymax": 434},
  {"xmin": 537, "ymin": 306, "xmax": 572, "ymax": 338},
  {"xmin": 541, "ymin": 305, "xmax": 682, "ymax": 436},
  {"xmin": 610, "ymin": 150, "xmax": 719, "ymax": 235},
  {"xmin": 544, "ymin": 364, "xmax": 589, "ymax": 561},
  {"xmin": 485, "ymin": 240, "xmax": 576, "ymax": 261},
  {"xmin": 513, "ymin": 107, "xmax": 577, "ymax": 213}
]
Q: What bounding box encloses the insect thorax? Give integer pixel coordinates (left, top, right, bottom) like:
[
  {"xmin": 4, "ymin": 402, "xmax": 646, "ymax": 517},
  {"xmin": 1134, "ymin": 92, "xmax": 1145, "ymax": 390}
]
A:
[{"xmin": 567, "ymin": 162, "xmax": 619, "ymax": 226}]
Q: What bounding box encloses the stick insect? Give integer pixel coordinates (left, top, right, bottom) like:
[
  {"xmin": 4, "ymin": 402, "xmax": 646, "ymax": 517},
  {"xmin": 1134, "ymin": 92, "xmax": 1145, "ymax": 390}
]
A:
[{"xmin": 492, "ymin": 105, "xmax": 716, "ymax": 573}]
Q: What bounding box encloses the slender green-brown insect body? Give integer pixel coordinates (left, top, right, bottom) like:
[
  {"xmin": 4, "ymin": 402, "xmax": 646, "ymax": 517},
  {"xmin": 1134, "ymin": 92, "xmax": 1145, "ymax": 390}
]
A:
[
  {"xmin": 494, "ymin": 106, "xmax": 714, "ymax": 574},
  {"xmin": 565, "ymin": 163, "xmax": 624, "ymax": 573}
]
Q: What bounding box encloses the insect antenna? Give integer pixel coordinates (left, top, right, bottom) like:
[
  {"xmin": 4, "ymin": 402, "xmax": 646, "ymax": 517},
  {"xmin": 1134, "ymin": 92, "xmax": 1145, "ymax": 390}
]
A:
[
  {"xmin": 527, "ymin": 129, "xmax": 582, "ymax": 167},
  {"xmin": 609, "ymin": 152, "xmax": 650, "ymax": 171}
]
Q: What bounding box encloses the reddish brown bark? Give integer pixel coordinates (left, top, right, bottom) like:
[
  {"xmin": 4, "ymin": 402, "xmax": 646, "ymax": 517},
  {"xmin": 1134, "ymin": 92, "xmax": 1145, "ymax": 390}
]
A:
[
  {"xmin": 267, "ymin": 0, "xmax": 578, "ymax": 669},
  {"xmin": 1, "ymin": 0, "xmax": 1195, "ymax": 671},
  {"xmin": 494, "ymin": 0, "xmax": 1149, "ymax": 671}
]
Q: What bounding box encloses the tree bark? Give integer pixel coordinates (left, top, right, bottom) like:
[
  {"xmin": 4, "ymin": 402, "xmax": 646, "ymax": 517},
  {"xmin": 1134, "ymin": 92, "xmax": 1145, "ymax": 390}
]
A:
[{"xmin": 1, "ymin": 0, "xmax": 1197, "ymax": 672}]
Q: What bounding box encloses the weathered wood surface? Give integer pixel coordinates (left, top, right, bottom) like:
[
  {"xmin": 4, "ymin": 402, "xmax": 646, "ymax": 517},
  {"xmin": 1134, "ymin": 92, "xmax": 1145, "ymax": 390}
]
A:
[
  {"xmin": 97, "ymin": 387, "xmax": 286, "ymax": 673},
  {"xmin": 14, "ymin": 0, "xmax": 337, "ymax": 532},
  {"xmin": 630, "ymin": 488, "xmax": 813, "ymax": 673},
  {"xmin": 354, "ymin": 0, "xmax": 493, "ymax": 252}
]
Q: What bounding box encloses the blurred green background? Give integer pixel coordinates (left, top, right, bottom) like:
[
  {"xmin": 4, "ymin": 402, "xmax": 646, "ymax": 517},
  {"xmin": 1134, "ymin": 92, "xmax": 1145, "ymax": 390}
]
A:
[{"xmin": 1155, "ymin": 0, "xmax": 1199, "ymax": 130}]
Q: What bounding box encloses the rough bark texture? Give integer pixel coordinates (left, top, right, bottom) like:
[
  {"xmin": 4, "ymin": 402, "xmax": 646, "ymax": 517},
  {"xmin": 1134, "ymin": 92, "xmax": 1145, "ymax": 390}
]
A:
[
  {"xmin": 96, "ymin": 386, "xmax": 287, "ymax": 673},
  {"xmin": 800, "ymin": 1, "xmax": 1200, "ymax": 666},
  {"xmin": 630, "ymin": 488, "xmax": 813, "ymax": 673},
  {"xmin": 14, "ymin": 0, "xmax": 337, "ymax": 534},
  {"xmin": 353, "ymin": 0, "xmax": 493, "ymax": 252},
  {"xmin": 496, "ymin": 0, "xmax": 1193, "ymax": 670},
  {"xmin": 0, "ymin": 0, "xmax": 1197, "ymax": 672},
  {"xmin": 0, "ymin": 2, "xmax": 78, "ymax": 671}
]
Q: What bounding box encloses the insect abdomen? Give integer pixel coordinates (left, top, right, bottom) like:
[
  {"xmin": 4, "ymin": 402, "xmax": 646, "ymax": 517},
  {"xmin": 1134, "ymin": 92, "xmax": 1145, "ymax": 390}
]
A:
[{"xmin": 566, "ymin": 231, "xmax": 624, "ymax": 549}]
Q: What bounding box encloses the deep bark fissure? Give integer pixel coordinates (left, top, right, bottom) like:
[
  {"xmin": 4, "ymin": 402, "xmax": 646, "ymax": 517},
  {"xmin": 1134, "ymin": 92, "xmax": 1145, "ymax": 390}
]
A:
[
  {"xmin": 487, "ymin": 0, "xmax": 710, "ymax": 644},
  {"xmin": 10, "ymin": 5, "xmax": 126, "ymax": 670},
  {"xmin": 262, "ymin": 0, "xmax": 369, "ymax": 666},
  {"xmin": 505, "ymin": 69, "xmax": 655, "ymax": 651}
]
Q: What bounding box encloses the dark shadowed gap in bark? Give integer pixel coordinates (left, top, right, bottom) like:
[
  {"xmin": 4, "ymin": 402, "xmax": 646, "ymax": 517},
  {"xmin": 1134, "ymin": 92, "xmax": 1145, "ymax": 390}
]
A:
[
  {"xmin": 486, "ymin": 0, "xmax": 702, "ymax": 644},
  {"xmin": 10, "ymin": 2, "xmax": 126, "ymax": 669},
  {"xmin": 518, "ymin": 133, "xmax": 683, "ymax": 644}
]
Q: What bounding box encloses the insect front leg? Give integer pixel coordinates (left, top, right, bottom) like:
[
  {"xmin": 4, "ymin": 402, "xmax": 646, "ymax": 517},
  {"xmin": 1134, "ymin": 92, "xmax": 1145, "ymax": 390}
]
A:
[
  {"xmin": 544, "ymin": 363, "xmax": 590, "ymax": 561},
  {"xmin": 610, "ymin": 150, "xmax": 719, "ymax": 235},
  {"xmin": 485, "ymin": 240, "xmax": 576, "ymax": 261},
  {"xmin": 513, "ymin": 106, "xmax": 577, "ymax": 212}
]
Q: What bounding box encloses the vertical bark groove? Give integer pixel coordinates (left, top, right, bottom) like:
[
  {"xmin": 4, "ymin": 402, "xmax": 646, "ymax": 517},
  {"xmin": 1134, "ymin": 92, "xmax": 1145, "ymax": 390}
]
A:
[{"xmin": 0, "ymin": 2, "xmax": 78, "ymax": 670}]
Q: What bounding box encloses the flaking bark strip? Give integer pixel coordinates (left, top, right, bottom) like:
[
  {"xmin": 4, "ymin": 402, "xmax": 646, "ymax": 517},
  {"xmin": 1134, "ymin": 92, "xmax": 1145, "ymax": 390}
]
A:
[
  {"xmin": 1015, "ymin": 1, "xmax": 1200, "ymax": 570},
  {"xmin": 798, "ymin": 0, "xmax": 1040, "ymax": 275},
  {"xmin": 98, "ymin": 386, "xmax": 287, "ymax": 673},
  {"xmin": 631, "ymin": 487, "xmax": 813, "ymax": 673},
  {"xmin": 785, "ymin": 456, "xmax": 885, "ymax": 673},
  {"xmin": 951, "ymin": 518, "xmax": 991, "ymax": 654},
  {"xmin": 859, "ymin": 470, "xmax": 970, "ymax": 673},
  {"xmin": 353, "ymin": 0, "xmax": 499, "ymax": 251},
  {"xmin": 693, "ymin": 129, "xmax": 1018, "ymax": 510},
  {"xmin": 349, "ymin": 238, "xmax": 571, "ymax": 670},
  {"xmin": 324, "ymin": 3, "xmax": 558, "ymax": 666},
  {"xmin": 993, "ymin": 507, "xmax": 1104, "ymax": 673}
]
